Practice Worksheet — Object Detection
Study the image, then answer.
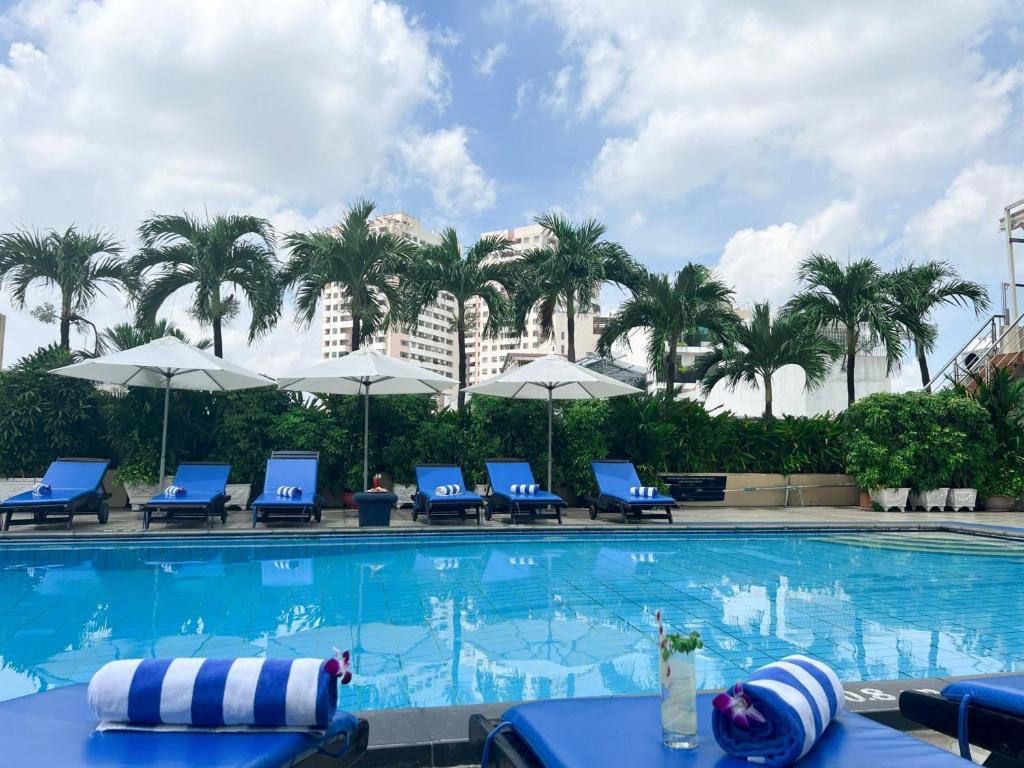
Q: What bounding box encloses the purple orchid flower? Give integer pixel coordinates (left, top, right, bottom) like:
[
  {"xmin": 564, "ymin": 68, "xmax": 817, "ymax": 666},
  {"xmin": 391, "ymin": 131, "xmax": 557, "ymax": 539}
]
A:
[
  {"xmin": 712, "ymin": 682, "xmax": 766, "ymax": 730},
  {"xmin": 325, "ymin": 648, "xmax": 353, "ymax": 685}
]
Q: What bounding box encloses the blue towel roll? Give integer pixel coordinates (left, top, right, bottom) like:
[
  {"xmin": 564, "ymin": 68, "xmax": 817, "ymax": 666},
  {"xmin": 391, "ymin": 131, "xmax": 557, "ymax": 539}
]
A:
[
  {"xmin": 629, "ymin": 486, "xmax": 657, "ymax": 497},
  {"xmin": 276, "ymin": 485, "xmax": 302, "ymax": 498},
  {"xmin": 434, "ymin": 484, "xmax": 461, "ymax": 496},
  {"xmin": 712, "ymin": 654, "xmax": 845, "ymax": 767},
  {"xmin": 88, "ymin": 655, "xmax": 352, "ymax": 731},
  {"xmin": 163, "ymin": 485, "xmax": 186, "ymax": 497},
  {"xmin": 31, "ymin": 482, "xmax": 52, "ymax": 496}
]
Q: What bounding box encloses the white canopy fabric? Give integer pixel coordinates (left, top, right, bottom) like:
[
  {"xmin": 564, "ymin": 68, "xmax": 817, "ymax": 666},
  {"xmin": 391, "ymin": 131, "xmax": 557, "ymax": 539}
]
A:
[
  {"xmin": 277, "ymin": 347, "xmax": 457, "ymax": 490},
  {"xmin": 463, "ymin": 355, "xmax": 641, "ymax": 490},
  {"xmin": 50, "ymin": 336, "xmax": 275, "ymax": 483}
]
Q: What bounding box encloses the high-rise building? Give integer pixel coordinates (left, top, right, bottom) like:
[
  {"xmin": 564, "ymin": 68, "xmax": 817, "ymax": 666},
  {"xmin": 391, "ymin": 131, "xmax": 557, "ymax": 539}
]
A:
[
  {"xmin": 0, "ymin": 312, "xmax": 5, "ymax": 369},
  {"xmin": 319, "ymin": 213, "xmax": 458, "ymax": 382},
  {"xmin": 465, "ymin": 223, "xmax": 604, "ymax": 384}
]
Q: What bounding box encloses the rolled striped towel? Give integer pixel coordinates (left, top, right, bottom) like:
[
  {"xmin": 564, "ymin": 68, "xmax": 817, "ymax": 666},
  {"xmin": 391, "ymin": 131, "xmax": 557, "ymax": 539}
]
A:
[
  {"xmin": 163, "ymin": 485, "xmax": 186, "ymax": 497},
  {"xmin": 629, "ymin": 486, "xmax": 657, "ymax": 497},
  {"xmin": 88, "ymin": 655, "xmax": 352, "ymax": 732},
  {"xmin": 434, "ymin": 484, "xmax": 461, "ymax": 496},
  {"xmin": 276, "ymin": 485, "xmax": 302, "ymax": 498},
  {"xmin": 510, "ymin": 483, "xmax": 539, "ymax": 495},
  {"xmin": 31, "ymin": 482, "xmax": 52, "ymax": 496},
  {"xmin": 711, "ymin": 654, "xmax": 845, "ymax": 767}
]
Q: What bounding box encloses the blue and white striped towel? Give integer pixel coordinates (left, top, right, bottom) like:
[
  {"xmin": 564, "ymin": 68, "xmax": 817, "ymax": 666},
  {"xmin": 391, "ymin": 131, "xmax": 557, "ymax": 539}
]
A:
[
  {"xmin": 510, "ymin": 483, "xmax": 539, "ymax": 495},
  {"xmin": 711, "ymin": 654, "xmax": 845, "ymax": 767},
  {"xmin": 434, "ymin": 484, "xmax": 461, "ymax": 496},
  {"xmin": 88, "ymin": 658, "xmax": 339, "ymax": 732},
  {"xmin": 31, "ymin": 482, "xmax": 52, "ymax": 496},
  {"xmin": 276, "ymin": 485, "xmax": 302, "ymax": 498},
  {"xmin": 163, "ymin": 485, "xmax": 186, "ymax": 497},
  {"xmin": 629, "ymin": 486, "xmax": 657, "ymax": 497}
]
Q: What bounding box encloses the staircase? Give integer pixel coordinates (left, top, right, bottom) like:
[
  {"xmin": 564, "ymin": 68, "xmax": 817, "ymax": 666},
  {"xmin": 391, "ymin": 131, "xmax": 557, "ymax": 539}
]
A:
[{"xmin": 925, "ymin": 311, "xmax": 1024, "ymax": 391}]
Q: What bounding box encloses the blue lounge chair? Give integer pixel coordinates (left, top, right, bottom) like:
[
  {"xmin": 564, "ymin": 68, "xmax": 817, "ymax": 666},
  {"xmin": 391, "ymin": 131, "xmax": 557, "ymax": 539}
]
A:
[
  {"xmin": 471, "ymin": 694, "xmax": 973, "ymax": 767},
  {"xmin": 0, "ymin": 458, "xmax": 110, "ymax": 531},
  {"xmin": 250, "ymin": 451, "xmax": 323, "ymax": 527},
  {"xmin": 589, "ymin": 459, "xmax": 675, "ymax": 523},
  {"xmin": 0, "ymin": 683, "xmax": 369, "ymax": 768},
  {"xmin": 900, "ymin": 674, "xmax": 1024, "ymax": 764},
  {"xmin": 413, "ymin": 465, "xmax": 483, "ymax": 525},
  {"xmin": 484, "ymin": 458, "xmax": 565, "ymax": 524},
  {"xmin": 141, "ymin": 462, "xmax": 231, "ymax": 530}
]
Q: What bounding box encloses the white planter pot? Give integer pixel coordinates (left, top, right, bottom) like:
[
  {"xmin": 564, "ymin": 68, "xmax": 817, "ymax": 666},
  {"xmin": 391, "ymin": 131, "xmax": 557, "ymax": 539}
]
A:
[
  {"xmin": 947, "ymin": 488, "xmax": 977, "ymax": 512},
  {"xmin": 909, "ymin": 488, "xmax": 949, "ymax": 512},
  {"xmin": 393, "ymin": 484, "xmax": 416, "ymax": 508},
  {"xmin": 125, "ymin": 483, "xmax": 162, "ymax": 511},
  {"xmin": 870, "ymin": 487, "xmax": 910, "ymax": 511},
  {"xmin": 225, "ymin": 483, "xmax": 252, "ymax": 510}
]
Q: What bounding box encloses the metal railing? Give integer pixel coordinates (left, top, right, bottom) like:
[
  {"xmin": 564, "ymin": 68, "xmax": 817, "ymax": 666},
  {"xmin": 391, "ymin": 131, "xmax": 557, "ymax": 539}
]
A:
[{"xmin": 925, "ymin": 311, "xmax": 1024, "ymax": 391}]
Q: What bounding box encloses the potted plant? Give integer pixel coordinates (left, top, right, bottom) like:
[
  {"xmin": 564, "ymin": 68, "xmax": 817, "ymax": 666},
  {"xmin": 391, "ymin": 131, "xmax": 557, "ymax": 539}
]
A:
[
  {"xmin": 844, "ymin": 438, "xmax": 913, "ymax": 511},
  {"xmin": 116, "ymin": 459, "xmax": 169, "ymax": 511},
  {"xmin": 979, "ymin": 463, "xmax": 1024, "ymax": 512}
]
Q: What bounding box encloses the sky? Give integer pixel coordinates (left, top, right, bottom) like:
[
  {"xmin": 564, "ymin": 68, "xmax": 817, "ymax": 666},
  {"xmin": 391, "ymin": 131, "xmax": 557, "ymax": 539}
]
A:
[{"xmin": 0, "ymin": 0, "xmax": 1023, "ymax": 388}]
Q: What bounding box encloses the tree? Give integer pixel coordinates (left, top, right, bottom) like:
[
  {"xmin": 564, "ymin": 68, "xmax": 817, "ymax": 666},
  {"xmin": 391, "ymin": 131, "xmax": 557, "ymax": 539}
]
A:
[
  {"xmin": 596, "ymin": 265, "xmax": 738, "ymax": 398},
  {"xmin": 405, "ymin": 228, "xmax": 516, "ymax": 408},
  {"xmin": 888, "ymin": 261, "xmax": 990, "ymax": 389},
  {"xmin": 511, "ymin": 212, "xmax": 641, "ymax": 362},
  {"xmin": 0, "ymin": 226, "xmax": 132, "ymax": 350},
  {"xmin": 132, "ymin": 213, "xmax": 281, "ymax": 357},
  {"xmin": 280, "ymin": 199, "xmax": 413, "ymax": 351},
  {"xmin": 93, "ymin": 319, "xmax": 212, "ymax": 356},
  {"xmin": 786, "ymin": 254, "xmax": 911, "ymax": 406},
  {"xmin": 692, "ymin": 301, "xmax": 841, "ymax": 418}
]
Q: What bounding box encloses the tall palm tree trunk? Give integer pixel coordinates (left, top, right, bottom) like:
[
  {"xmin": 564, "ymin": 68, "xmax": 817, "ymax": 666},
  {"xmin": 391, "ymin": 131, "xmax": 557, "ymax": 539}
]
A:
[
  {"xmin": 565, "ymin": 295, "xmax": 576, "ymax": 362},
  {"xmin": 59, "ymin": 298, "xmax": 71, "ymax": 349},
  {"xmin": 764, "ymin": 373, "xmax": 774, "ymax": 419},
  {"xmin": 456, "ymin": 306, "xmax": 467, "ymax": 410},
  {"xmin": 845, "ymin": 327, "xmax": 857, "ymax": 406},
  {"xmin": 350, "ymin": 313, "xmax": 361, "ymax": 352},
  {"xmin": 665, "ymin": 338, "xmax": 678, "ymax": 399},
  {"xmin": 916, "ymin": 339, "xmax": 931, "ymax": 391},
  {"xmin": 212, "ymin": 318, "xmax": 224, "ymax": 358}
]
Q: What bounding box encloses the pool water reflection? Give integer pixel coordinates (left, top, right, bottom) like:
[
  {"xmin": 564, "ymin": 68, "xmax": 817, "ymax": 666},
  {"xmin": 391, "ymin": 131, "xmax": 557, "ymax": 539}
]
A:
[{"xmin": 0, "ymin": 531, "xmax": 1021, "ymax": 709}]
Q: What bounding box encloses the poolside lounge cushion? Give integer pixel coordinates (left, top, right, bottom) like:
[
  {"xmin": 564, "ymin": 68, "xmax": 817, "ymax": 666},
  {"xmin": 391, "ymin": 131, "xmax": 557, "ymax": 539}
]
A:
[
  {"xmin": 485, "ymin": 461, "xmax": 564, "ymax": 504},
  {"xmin": 145, "ymin": 464, "xmax": 230, "ymax": 506},
  {"xmin": 0, "ymin": 684, "xmax": 364, "ymax": 768},
  {"xmin": 943, "ymin": 674, "xmax": 1024, "ymax": 717},
  {"xmin": 591, "ymin": 460, "xmax": 675, "ymax": 504},
  {"xmin": 495, "ymin": 694, "xmax": 972, "ymax": 767},
  {"xmin": 416, "ymin": 466, "xmax": 482, "ymax": 503},
  {"xmin": 89, "ymin": 657, "xmax": 340, "ymax": 730},
  {"xmin": 1, "ymin": 459, "xmax": 109, "ymax": 507},
  {"xmin": 711, "ymin": 655, "xmax": 845, "ymax": 766},
  {"xmin": 251, "ymin": 456, "xmax": 319, "ymax": 508}
]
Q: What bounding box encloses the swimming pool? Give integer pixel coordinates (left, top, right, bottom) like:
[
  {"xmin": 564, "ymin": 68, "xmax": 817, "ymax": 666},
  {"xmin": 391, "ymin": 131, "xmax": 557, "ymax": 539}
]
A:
[{"xmin": 0, "ymin": 531, "xmax": 1021, "ymax": 709}]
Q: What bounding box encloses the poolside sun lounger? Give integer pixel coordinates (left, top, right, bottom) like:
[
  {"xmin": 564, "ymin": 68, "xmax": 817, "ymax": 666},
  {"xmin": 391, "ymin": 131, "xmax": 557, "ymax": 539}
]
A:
[
  {"xmin": 470, "ymin": 694, "xmax": 973, "ymax": 767},
  {"xmin": 413, "ymin": 465, "xmax": 483, "ymax": 525},
  {"xmin": 900, "ymin": 674, "xmax": 1024, "ymax": 765},
  {"xmin": 0, "ymin": 683, "xmax": 369, "ymax": 767},
  {"xmin": 141, "ymin": 462, "xmax": 231, "ymax": 530},
  {"xmin": 484, "ymin": 459, "xmax": 565, "ymax": 524},
  {"xmin": 0, "ymin": 458, "xmax": 110, "ymax": 531},
  {"xmin": 589, "ymin": 459, "xmax": 675, "ymax": 523},
  {"xmin": 250, "ymin": 451, "xmax": 323, "ymax": 527}
]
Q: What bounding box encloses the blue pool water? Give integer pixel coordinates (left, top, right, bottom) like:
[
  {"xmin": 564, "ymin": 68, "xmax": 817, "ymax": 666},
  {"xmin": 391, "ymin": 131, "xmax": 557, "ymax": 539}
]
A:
[{"xmin": 0, "ymin": 531, "xmax": 1021, "ymax": 709}]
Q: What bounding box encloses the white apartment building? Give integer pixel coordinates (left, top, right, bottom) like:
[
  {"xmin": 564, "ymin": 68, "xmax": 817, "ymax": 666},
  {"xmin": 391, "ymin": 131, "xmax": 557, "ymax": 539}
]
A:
[
  {"xmin": 320, "ymin": 213, "xmax": 459, "ymax": 383},
  {"xmin": 466, "ymin": 223, "xmax": 603, "ymax": 384}
]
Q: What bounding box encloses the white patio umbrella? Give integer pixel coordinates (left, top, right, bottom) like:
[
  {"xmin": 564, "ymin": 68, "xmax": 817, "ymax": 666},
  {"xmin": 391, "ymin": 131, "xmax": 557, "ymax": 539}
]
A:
[
  {"xmin": 50, "ymin": 336, "xmax": 276, "ymax": 484},
  {"xmin": 276, "ymin": 347, "xmax": 456, "ymax": 490},
  {"xmin": 463, "ymin": 354, "xmax": 641, "ymax": 490}
]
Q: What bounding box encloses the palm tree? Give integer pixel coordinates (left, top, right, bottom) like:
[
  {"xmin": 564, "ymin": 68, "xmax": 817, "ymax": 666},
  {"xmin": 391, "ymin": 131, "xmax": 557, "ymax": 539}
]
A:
[
  {"xmin": 511, "ymin": 212, "xmax": 641, "ymax": 362},
  {"xmin": 692, "ymin": 301, "xmax": 841, "ymax": 418},
  {"xmin": 888, "ymin": 261, "xmax": 990, "ymax": 389},
  {"xmin": 786, "ymin": 254, "xmax": 913, "ymax": 406},
  {"xmin": 0, "ymin": 226, "xmax": 133, "ymax": 349},
  {"xmin": 596, "ymin": 265, "xmax": 738, "ymax": 398},
  {"xmin": 405, "ymin": 228, "xmax": 516, "ymax": 408},
  {"xmin": 280, "ymin": 199, "xmax": 413, "ymax": 351},
  {"xmin": 95, "ymin": 319, "xmax": 212, "ymax": 356},
  {"xmin": 132, "ymin": 213, "xmax": 281, "ymax": 358}
]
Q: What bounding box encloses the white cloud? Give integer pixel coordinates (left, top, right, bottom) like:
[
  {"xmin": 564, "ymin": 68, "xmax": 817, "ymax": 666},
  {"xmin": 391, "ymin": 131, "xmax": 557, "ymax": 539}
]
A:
[
  {"xmin": 527, "ymin": 1, "xmax": 1024, "ymax": 202},
  {"xmin": 514, "ymin": 79, "xmax": 533, "ymax": 118},
  {"xmin": 473, "ymin": 42, "xmax": 508, "ymax": 77},
  {"xmin": 0, "ymin": 0, "xmax": 496, "ymax": 365},
  {"xmin": 542, "ymin": 66, "xmax": 573, "ymax": 112}
]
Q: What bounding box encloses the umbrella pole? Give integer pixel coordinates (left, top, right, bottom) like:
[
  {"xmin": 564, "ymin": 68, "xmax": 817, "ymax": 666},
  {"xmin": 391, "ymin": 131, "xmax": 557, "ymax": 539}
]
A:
[
  {"xmin": 547, "ymin": 387, "xmax": 553, "ymax": 491},
  {"xmin": 159, "ymin": 373, "xmax": 170, "ymax": 487},
  {"xmin": 363, "ymin": 381, "xmax": 370, "ymax": 492}
]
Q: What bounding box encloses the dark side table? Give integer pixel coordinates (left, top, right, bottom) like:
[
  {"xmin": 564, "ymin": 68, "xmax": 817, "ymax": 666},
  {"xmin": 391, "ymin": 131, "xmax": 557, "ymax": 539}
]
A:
[{"xmin": 354, "ymin": 491, "xmax": 396, "ymax": 527}]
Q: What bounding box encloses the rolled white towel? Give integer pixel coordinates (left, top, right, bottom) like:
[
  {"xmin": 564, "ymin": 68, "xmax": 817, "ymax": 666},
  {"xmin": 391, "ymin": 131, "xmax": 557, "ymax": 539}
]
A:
[
  {"xmin": 434, "ymin": 484, "xmax": 461, "ymax": 496},
  {"xmin": 276, "ymin": 485, "xmax": 302, "ymax": 498},
  {"xmin": 629, "ymin": 486, "xmax": 657, "ymax": 498},
  {"xmin": 510, "ymin": 483, "xmax": 539, "ymax": 495},
  {"xmin": 31, "ymin": 482, "xmax": 52, "ymax": 496},
  {"xmin": 163, "ymin": 485, "xmax": 186, "ymax": 497}
]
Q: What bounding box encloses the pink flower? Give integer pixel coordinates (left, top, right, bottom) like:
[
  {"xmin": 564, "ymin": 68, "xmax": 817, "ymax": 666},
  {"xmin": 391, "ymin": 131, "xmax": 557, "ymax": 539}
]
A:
[
  {"xmin": 324, "ymin": 648, "xmax": 353, "ymax": 685},
  {"xmin": 712, "ymin": 682, "xmax": 766, "ymax": 730}
]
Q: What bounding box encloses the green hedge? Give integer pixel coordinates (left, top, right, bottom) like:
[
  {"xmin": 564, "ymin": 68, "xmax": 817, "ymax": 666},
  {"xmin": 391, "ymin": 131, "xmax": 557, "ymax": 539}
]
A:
[{"xmin": 0, "ymin": 348, "xmax": 1006, "ymax": 497}]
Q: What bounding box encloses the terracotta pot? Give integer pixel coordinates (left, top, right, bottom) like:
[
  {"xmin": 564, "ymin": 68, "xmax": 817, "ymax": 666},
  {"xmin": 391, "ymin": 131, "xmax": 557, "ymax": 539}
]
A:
[
  {"xmin": 341, "ymin": 491, "xmax": 357, "ymax": 509},
  {"xmin": 984, "ymin": 494, "xmax": 1014, "ymax": 512},
  {"xmin": 858, "ymin": 491, "xmax": 873, "ymax": 510}
]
